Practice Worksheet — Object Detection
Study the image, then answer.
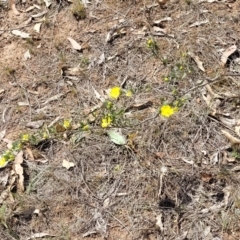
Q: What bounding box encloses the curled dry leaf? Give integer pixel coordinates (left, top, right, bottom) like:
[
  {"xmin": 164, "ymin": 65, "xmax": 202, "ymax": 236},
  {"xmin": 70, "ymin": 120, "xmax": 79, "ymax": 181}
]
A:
[
  {"xmin": 200, "ymin": 172, "xmax": 212, "ymax": 183},
  {"xmin": 13, "ymin": 151, "xmax": 24, "ymax": 192},
  {"xmin": 220, "ymin": 45, "xmax": 237, "ymax": 66},
  {"xmin": 156, "ymin": 214, "xmax": 164, "ymax": 231},
  {"xmin": 221, "ymin": 130, "xmax": 240, "ymax": 144},
  {"xmin": 235, "ymin": 126, "xmax": 240, "ymax": 137},
  {"xmin": 218, "ymin": 115, "xmax": 236, "ymax": 127},
  {"xmin": 189, "ymin": 52, "xmax": 205, "ymax": 72},
  {"xmin": 0, "ymin": 129, "xmax": 6, "ymax": 142},
  {"xmin": 33, "ymin": 23, "xmax": 42, "ymax": 33},
  {"xmin": 62, "ymin": 159, "xmax": 75, "ymax": 170},
  {"xmin": 24, "ymin": 148, "xmax": 34, "ymax": 161},
  {"xmin": 189, "ymin": 20, "xmax": 209, "ymax": 28},
  {"xmin": 43, "ymin": 0, "xmax": 51, "ymax": 7},
  {"xmin": 23, "ymin": 50, "xmax": 31, "ymax": 60},
  {"xmin": 67, "ymin": 37, "xmax": 82, "ymax": 51}
]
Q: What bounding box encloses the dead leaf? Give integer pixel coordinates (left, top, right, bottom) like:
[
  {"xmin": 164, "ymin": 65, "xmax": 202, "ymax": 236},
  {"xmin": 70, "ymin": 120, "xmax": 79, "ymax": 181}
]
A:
[
  {"xmin": 103, "ymin": 198, "xmax": 110, "ymax": 208},
  {"xmin": 231, "ymin": 166, "xmax": 240, "ymax": 172},
  {"xmin": 218, "ymin": 115, "xmax": 236, "ymax": 127},
  {"xmin": 27, "ymin": 232, "xmax": 55, "ymax": 240},
  {"xmin": 152, "ymin": 26, "xmax": 167, "ymax": 33},
  {"xmin": 13, "ymin": 151, "xmax": 24, "ymax": 192},
  {"xmin": 25, "ymin": 6, "xmax": 36, "ymax": 12},
  {"xmin": 43, "ymin": 0, "xmax": 51, "ymax": 7},
  {"xmin": 24, "ymin": 148, "xmax": 34, "ymax": 161},
  {"xmin": 23, "ymin": 50, "xmax": 31, "ymax": 60},
  {"xmin": 10, "ymin": 1, "xmax": 20, "ymax": 15},
  {"xmin": 43, "ymin": 93, "xmax": 64, "ymax": 105},
  {"xmin": 33, "ymin": 23, "xmax": 42, "ymax": 33},
  {"xmin": 154, "ymin": 17, "xmax": 172, "ymax": 24},
  {"xmin": 0, "ymin": 129, "xmax": 6, "ymax": 142},
  {"xmin": 0, "ymin": 173, "xmax": 9, "ymax": 187},
  {"xmin": 12, "ymin": 30, "xmax": 30, "ymax": 39},
  {"xmin": 64, "ymin": 65, "xmax": 84, "ymax": 76},
  {"xmin": 97, "ymin": 53, "xmax": 105, "ymax": 65},
  {"xmin": 92, "ymin": 86, "xmax": 105, "ymax": 102},
  {"xmin": 67, "ymin": 37, "xmax": 81, "ymax": 51},
  {"xmin": 235, "ymin": 126, "xmax": 240, "ymax": 137},
  {"xmin": 158, "ymin": 0, "xmax": 169, "ymax": 5},
  {"xmin": 0, "ymin": 189, "xmax": 9, "ymax": 204},
  {"xmin": 220, "ymin": 45, "xmax": 237, "ymax": 66},
  {"xmin": 18, "ymin": 102, "xmax": 29, "ymax": 106},
  {"xmin": 222, "ymin": 130, "xmax": 240, "ymax": 144},
  {"xmin": 125, "ymin": 100, "xmax": 153, "ymax": 112},
  {"xmin": 200, "ymin": 172, "xmax": 212, "ymax": 183},
  {"xmin": 210, "ymin": 152, "xmax": 220, "ymax": 165},
  {"xmin": 62, "ymin": 159, "xmax": 75, "ymax": 170},
  {"xmin": 189, "ymin": 20, "xmax": 209, "ymax": 28},
  {"xmin": 189, "ymin": 52, "xmax": 205, "ymax": 72},
  {"xmin": 31, "ymin": 10, "xmax": 48, "ymax": 18},
  {"xmin": 156, "ymin": 214, "xmax": 164, "ymax": 231},
  {"xmin": 26, "ymin": 120, "xmax": 44, "ymax": 129}
]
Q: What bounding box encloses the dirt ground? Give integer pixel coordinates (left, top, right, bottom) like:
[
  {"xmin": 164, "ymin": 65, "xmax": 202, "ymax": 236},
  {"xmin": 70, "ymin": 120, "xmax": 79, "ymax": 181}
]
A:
[{"xmin": 1, "ymin": 0, "xmax": 240, "ymax": 239}]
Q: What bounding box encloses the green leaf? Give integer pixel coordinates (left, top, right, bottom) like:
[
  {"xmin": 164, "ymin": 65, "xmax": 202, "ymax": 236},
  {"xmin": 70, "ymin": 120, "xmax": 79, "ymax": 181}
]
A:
[{"xmin": 107, "ymin": 129, "xmax": 127, "ymax": 145}]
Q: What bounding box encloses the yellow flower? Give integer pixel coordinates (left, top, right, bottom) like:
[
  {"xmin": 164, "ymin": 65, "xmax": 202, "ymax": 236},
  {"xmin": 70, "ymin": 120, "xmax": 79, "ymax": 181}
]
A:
[
  {"xmin": 160, "ymin": 105, "xmax": 178, "ymax": 118},
  {"xmin": 106, "ymin": 101, "xmax": 113, "ymax": 109},
  {"xmin": 21, "ymin": 133, "xmax": 29, "ymax": 142},
  {"xmin": 163, "ymin": 77, "xmax": 169, "ymax": 82},
  {"xmin": 147, "ymin": 39, "xmax": 154, "ymax": 48},
  {"xmin": 82, "ymin": 124, "xmax": 89, "ymax": 131},
  {"xmin": 0, "ymin": 156, "xmax": 8, "ymax": 167},
  {"xmin": 109, "ymin": 87, "xmax": 121, "ymax": 99},
  {"xmin": 63, "ymin": 119, "xmax": 71, "ymax": 129},
  {"xmin": 101, "ymin": 116, "xmax": 112, "ymax": 128},
  {"xmin": 125, "ymin": 90, "xmax": 132, "ymax": 97}
]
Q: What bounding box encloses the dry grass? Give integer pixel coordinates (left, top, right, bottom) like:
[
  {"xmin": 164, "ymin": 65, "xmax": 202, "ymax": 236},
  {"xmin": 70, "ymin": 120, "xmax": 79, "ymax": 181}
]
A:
[{"xmin": 1, "ymin": 0, "xmax": 240, "ymax": 239}]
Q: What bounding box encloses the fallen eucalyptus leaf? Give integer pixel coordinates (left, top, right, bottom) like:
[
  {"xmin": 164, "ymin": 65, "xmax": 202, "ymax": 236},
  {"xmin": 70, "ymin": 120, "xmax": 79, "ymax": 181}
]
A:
[
  {"xmin": 26, "ymin": 120, "xmax": 44, "ymax": 129},
  {"xmin": 67, "ymin": 37, "xmax": 81, "ymax": 51},
  {"xmin": 220, "ymin": 45, "xmax": 237, "ymax": 66},
  {"xmin": 189, "ymin": 52, "xmax": 205, "ymax": 72},
  {"xmin": 222, "ymin": 130, "xmax": 240, "ymax": 144},
  {"xmin": 31, "ymin": 10, "xmax": 48, "ymax": 18},
  {"xmin": 27, "ymin": 232, "xmax": 55, "ymax": 240},
  {"xmin": 12, "ymin": 30, "xmax": 30, "ymax": 39}
]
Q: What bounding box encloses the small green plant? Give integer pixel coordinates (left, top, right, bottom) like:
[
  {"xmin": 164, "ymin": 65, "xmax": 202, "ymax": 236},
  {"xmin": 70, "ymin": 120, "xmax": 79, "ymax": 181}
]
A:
[
  {"xmin": 71, "ymin": 0, "xmax": 86, "ymax": 20},
  {"xmin": 146, "ymin": 38, "xmax": 159, "ymax": 57}
]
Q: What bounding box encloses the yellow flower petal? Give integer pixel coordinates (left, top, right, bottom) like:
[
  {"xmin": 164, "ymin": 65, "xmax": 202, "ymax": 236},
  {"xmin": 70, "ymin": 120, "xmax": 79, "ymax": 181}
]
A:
[
  {"xmin": 21, "ymin": 133, "xmax": 29, "ymax": 142},
  {"xmin": 160, "ymin": 105, "xmax": 178, "ymax": 118},
  {"xmin": 63, "ymin": 119, "xmax": 71, "ymax": 129},
  {"xmin": 109, "ymin": 87, "xmax": 121, "ymax": 99},
  {"xmin": 101, "ymin": 116, "xmax": 112, "ymax": 128},
  {"xmin": 82, "ymin": 125, "xmax": 89, "ymax": 131},
  {"xmin": 0, "ymin": 156, "xmax": 8, "ymax": 167}
]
